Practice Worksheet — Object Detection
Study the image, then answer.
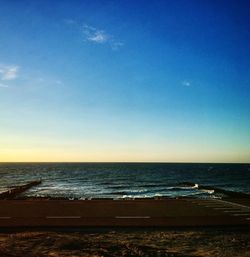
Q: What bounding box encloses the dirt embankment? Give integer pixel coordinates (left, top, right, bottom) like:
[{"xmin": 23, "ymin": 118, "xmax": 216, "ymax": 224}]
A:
[{"xmin": 0, "ymin": 229, "xmax": 249, "ymax": 257}]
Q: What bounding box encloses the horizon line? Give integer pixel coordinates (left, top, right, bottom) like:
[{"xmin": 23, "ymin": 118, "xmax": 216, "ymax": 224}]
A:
[{"xmin": 0, "ymin": 161, "xmax": 249, "ymax": 164}]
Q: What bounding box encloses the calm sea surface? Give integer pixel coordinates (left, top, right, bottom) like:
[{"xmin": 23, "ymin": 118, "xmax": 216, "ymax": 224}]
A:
[{"xmin": 0, "ymin": 163, "xmax": 249, "ymax": 199}]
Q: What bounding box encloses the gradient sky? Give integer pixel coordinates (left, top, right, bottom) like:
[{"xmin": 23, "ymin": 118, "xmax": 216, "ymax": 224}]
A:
[{"xmin": 0, "ymin": 0, "xmax": 250, "ymax": 162}]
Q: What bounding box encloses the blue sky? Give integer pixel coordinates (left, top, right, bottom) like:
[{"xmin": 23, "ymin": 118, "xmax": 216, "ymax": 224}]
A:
[{"xmin": 0, "ymin": 0, "xmax": 250, "ymax": 162}]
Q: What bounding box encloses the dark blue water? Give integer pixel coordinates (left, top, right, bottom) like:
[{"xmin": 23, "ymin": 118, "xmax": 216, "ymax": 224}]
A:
[{"xmin": 0, "ymin": 163, "xmax": 249, "ymax": 199}]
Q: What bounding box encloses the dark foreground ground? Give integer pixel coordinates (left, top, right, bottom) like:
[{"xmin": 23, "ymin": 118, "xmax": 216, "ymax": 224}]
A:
[
  {"xmin": 0, "ymin": 228, "xmax": 249, "ymax": 257},
  {"xmin": 1, "ymin": 198, "xmax": 249, "ymax": 256}
]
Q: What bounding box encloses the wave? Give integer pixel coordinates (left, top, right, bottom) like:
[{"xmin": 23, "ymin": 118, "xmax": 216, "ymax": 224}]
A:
[{"xmin": 2, "ymin": 163, "xmax": 250, "ymax": 199}]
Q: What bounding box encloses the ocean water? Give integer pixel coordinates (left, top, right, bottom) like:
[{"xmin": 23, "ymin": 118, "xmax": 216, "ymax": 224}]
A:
[{"xmin": 0, "ymin": 163, "xmax": 249, "ymax": 199}]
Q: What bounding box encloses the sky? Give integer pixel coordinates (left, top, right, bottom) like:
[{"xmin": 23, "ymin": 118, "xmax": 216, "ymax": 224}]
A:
[{"xmin": 0, "ymin": 0, "xmax": 250, "ymax": 163}]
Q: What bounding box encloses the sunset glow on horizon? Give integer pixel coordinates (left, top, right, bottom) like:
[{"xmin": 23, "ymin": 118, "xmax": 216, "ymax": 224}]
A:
[{"xmin": 0, "ymin": 0, "xmax": 250, "ymax": 163}]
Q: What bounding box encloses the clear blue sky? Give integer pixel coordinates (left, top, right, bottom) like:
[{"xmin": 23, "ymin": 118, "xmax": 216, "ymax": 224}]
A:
[{"xmin": 0, "ymin": 0, "xmax": 250, "ymax": 162}]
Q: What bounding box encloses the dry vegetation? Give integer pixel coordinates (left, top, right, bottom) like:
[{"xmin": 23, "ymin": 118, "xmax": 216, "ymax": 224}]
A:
[{"xmin": 0, "ymin": 228, "xmax": 249, "ymax": 257}]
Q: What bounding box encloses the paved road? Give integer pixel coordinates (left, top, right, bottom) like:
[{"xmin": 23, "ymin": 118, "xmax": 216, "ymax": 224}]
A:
[{"xmin": 0, "ymin": 199, "xmax": 249, "ymax": 227}]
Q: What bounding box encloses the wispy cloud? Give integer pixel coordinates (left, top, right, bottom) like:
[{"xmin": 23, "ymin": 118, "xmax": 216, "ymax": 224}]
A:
[
  {"xmin": 55, "ymin": 79, "xmax": 63, "ymax": 85},
  {"xmin": 0, "ymin": 64, "xmax": 19, "ymax": 80},
  {"xmin": 0, "ymin": 62, "xmax": 64, "ymax": 91},
  {"xmin": 182, "ymin": 80, "xmax": 191, "ymax": 87},
  {"xmin": 64, "ymin": 19, "xmax": 123, "ymax": 50},
  {"xmin": 24, "ymin": 75, "xmax": 64, "ymax": 87},
  {"xmin": 64, "ymin": 19, "xmax": 77, "ymax": 25},
  {"xmin": 0, "ymin": 83, "xmax": 9, "ymax": 88},
  {"xmin": 82, "ymin": 24, "xmax": 109, "ymax": 44},
  {"xmin": 110, "ymin": 41, "xmax": 124, "ymax": 50},
  {"xmin": 82, "ymin": 24, "xmax": 123, "ymax": 50}
]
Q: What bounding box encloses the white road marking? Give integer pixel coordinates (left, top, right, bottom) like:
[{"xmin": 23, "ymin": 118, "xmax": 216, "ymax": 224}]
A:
[
  {"xmin": 46, "ymin": 216, "xmax": 81, "ymax": 219},
  {"xmin": 0, "ymin": 217, "xmax": 11, "ymax": 219},
  {"xmin": 115, "ymin": 216, "xmax": 151, "ymax": 219}
]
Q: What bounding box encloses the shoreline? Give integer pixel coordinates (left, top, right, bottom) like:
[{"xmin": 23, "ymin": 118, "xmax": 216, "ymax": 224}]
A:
[{"xmin": 1, "ymin": 179, "xmax": 249, "ymax": 201}]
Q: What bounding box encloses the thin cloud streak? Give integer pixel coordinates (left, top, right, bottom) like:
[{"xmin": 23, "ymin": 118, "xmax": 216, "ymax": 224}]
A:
[
  {"xmin": 64, "ymin": 19, "xmax": 123, "ymax": 50},
  {"xmin": 82, "ymin": 24, "xmax": 123, "ymax": 50},
  {"xmin": 23, "ymin": 76, "xmax": 64, "ymax": 87},
  {"xmin": 0, "ymin": 83, "xmax": 9, "ymax": 88},
  {"xmin": 0, "ymin": 64, "xmax": 19, "ymax": 80},
  {"xmin": 82, "ymin": 24, "xmax": 109, "ymax": 43},
  {"xmin": 0, "ymin": 64, "xmax": 63, "ymax": 89},
  {"xmin": 55, "ymin": 80, "xmax": 63, "ymax": 85}
]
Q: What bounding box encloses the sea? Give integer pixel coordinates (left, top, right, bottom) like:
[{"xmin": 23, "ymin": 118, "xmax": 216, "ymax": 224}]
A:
[{"xmin": 0, "ymin": 163, "xmax": 249, "ymax": 199}]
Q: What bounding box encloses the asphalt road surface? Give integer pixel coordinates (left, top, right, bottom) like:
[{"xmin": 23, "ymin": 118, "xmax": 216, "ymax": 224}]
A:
[{"xmin": 0, "ymin": 198, "xmax": 250, "ymax": 228}]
